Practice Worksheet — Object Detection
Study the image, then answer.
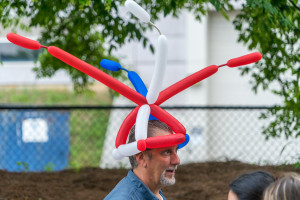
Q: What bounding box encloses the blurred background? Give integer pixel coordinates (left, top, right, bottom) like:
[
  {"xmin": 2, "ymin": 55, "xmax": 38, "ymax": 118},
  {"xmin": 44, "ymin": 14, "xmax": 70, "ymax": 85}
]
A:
[{"xmin": 0, "ymin": 0, "xmax": 299, "ymax": 172}]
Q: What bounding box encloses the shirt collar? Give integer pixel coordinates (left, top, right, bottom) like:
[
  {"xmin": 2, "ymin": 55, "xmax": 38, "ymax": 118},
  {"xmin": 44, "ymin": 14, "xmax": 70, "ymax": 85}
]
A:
[{"xmin": 127, "ymin": 170, "xmax": 166, "ymax": 200}]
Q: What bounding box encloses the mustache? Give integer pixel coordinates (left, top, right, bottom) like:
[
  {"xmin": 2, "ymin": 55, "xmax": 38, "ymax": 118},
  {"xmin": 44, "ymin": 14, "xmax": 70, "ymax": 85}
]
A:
[{"xmin": 165, "ymin": 165, "xmax": 177, "ymax": 171}]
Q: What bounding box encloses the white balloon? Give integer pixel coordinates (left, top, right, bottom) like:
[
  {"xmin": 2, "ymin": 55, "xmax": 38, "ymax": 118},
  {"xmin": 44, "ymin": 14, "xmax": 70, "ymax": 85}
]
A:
[
  {"xmin": 118, "ymin": 142, "xmax": 140, "ymax": 157},
  {"xmin": 125, "ymin": 0, "xmax": 150, "ymax": 23},
  {"xmin": 135, "ymin": 105, "xmax": 150, "ymax": 140},
  {"xmin": 146, "ymin": 35, "xmax": 168, "ymax": 104},
  {"xmin": 112, "ymin": 149, "xmax": 123, "ymax": 160}
]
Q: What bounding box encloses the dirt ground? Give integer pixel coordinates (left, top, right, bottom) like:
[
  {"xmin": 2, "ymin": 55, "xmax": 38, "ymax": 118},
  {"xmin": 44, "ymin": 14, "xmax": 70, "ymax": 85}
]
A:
[{"xmin": 0, "ymin": 161, "xmax": 299, "ymax": 200}]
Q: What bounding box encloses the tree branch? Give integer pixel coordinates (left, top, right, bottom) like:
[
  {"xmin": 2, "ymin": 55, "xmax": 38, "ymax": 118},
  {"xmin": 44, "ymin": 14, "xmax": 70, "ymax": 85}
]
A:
[{"xmin": 288, "ymin": 0, "xmax": 300, "ymax": 12}]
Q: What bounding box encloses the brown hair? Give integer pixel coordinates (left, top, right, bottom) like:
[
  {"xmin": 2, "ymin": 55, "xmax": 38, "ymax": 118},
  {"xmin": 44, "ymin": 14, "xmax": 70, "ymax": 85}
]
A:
[
  {"xmin": 128, "ymin": 120, "xmax": 172, "ymax": 169},
  {"xmin": 263, "ymin": 173, "xmax": 300, "ymax": 200}
]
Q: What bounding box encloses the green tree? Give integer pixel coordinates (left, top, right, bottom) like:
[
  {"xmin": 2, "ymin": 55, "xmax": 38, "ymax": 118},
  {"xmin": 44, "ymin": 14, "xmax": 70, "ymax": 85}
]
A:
[
  {"xmin": 0, "ymin": 0, "xmax": 299, "ymax": 139},
  {"xmin": 232, "ymin": 0, "xmax": 300, "ymax": 140}
]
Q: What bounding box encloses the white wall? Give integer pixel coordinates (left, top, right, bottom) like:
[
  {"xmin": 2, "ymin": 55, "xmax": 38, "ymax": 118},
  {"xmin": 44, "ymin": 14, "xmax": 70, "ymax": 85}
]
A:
[{"xmin": 206, "ymin": 11, "xmax": 282, "ymax": 106}]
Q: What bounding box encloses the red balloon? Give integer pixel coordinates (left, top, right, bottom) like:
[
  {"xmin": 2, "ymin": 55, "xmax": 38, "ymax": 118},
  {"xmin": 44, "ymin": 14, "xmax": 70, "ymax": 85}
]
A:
[
  {"xmin": 115, "ymin": 106, "xmax": 139, "ymax": 148},
  {"xmin": 137, "ymin": 140, "xmax": 147, "ymax": 151},
  {"xmin": 47, "ymin": 46, "xmax": 147, "ymax": 105},
  {"xmin": 155, "ymin": 65, "xmax": 218, "ymax": 105},
  {"xmin": 227, "ymin": 52, "xmax": 262, "ymax": 67},
  {"xmin": 150, "ymin": 104, "xmax": 186, "ymax": 134},
  {"xmin": 7, "ymin": 33, "xmax": 264, "ymax": 154},
  {"xmin": 7, "ymin": 33, "xmax": 42, "ymax": 50},
  {"xmin": 145, "ymin": 134, "xmax": 185, "ymax": 149}
]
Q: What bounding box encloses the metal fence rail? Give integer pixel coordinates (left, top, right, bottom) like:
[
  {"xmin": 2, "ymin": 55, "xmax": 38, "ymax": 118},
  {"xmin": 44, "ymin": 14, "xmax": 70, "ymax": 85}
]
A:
[{"xmin": 0, "ymin": 105, "xmax": 299, "ymax": 171}]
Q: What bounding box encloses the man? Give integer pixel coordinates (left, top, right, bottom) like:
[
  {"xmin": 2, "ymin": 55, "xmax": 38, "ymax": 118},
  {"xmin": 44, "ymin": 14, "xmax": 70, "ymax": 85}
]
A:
[{"xmin": 104, "ymin": 120, "xmax": 180, "ymax": 200}]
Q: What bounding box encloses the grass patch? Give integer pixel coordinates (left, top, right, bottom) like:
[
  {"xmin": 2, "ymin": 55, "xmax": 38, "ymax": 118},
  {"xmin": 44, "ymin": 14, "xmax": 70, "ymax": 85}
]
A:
[
  {"xmin": 69, "ymin": 109, "xmax": 110, "ymax": 168},
  {"xmin": 0, "ymin": 86, "xmax": 111, "ymax": 105}
]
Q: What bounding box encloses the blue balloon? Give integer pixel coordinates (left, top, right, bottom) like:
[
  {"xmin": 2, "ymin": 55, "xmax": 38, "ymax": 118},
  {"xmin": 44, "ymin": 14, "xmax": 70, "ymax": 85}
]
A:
[
  {"xmin": 148, "ymin": 115, "xmax": 158, "ymax": 120},
  {"xmin": 178, "ymin": 134, "xmax": 190, "ymax": 149},
  {"xmin": 128, "ymin": 71, "xmax": 158, "ymax": 121},
  {"xmin": 128, "ymin": 71, "xmax": 148, "ymax": 97},
  {"xmin": 100, "ymin": 59, "xmax": 122, "ymax": 71},
  {"xmin": 99, "ymin": 59, "xmax": 159, "ymax": 121}
]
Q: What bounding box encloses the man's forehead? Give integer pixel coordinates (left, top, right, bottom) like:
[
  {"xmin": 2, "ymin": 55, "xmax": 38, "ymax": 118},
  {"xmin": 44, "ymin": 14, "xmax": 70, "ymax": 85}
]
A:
[
  {"xmin": 152, "ymin": 129, "xmax": 172, "ymax": 136},
  {"xmin": 149, "ymin": 145, "xmax": 178, "ymax": 153}
]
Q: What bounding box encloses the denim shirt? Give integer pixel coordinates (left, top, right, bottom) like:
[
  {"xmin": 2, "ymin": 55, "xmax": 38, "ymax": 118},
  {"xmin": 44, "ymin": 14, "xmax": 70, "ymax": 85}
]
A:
[{"xmin": 104, "ymin": 170, "xmax": 167, "ymax": 200}]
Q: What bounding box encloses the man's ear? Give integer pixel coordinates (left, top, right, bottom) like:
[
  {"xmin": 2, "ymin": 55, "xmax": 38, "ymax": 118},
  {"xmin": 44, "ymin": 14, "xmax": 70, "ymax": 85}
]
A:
[{"xmin": 136, "ymin": 152, "xmax": 147, "ymax": 168}]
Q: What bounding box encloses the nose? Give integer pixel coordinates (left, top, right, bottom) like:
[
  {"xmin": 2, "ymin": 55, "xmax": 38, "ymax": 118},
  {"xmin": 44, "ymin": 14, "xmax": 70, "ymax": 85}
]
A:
[{"xmin": 171, "ymin": 151, "xmax": 180, "ymax": 165}]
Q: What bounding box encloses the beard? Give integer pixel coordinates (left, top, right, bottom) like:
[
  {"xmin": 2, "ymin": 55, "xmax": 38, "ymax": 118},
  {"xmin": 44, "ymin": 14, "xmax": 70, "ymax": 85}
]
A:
[{"xmin": 160, "ymin": 170, "xmax": 176, "ymax": 186}]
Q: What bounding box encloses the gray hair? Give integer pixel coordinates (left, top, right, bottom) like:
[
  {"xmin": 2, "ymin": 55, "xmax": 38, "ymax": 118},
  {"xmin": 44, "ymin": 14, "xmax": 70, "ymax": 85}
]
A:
[
  {"xmin": 263, "ymin": 173, "xmax": 300, "ymax": 200},
  {"xmin": 128, "ymin": 120, "xmax": 172, "ymax": 169}
]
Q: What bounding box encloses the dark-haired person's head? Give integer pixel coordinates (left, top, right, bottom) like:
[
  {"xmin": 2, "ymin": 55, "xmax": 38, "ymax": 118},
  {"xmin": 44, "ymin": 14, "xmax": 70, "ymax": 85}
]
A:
[{"xmin": 228, "ymin": 171, "xmax": 275, "ymax": 200}]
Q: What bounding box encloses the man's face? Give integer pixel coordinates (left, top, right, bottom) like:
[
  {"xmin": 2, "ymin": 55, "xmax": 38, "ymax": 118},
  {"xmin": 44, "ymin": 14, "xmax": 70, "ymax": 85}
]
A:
[{"xmin": 144, "ymin": 130, "xmax": 180, "ymax": 187}]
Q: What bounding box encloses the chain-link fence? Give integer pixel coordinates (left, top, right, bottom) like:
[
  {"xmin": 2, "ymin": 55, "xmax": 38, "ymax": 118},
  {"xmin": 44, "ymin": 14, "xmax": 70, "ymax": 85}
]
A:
[{"xmin": 0, "ymin": 105, "xmax": 299, "ymax": 171}]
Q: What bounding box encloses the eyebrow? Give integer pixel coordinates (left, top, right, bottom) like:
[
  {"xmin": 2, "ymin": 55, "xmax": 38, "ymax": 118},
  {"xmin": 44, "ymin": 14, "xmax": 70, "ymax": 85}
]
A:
[{"xmin": 162, "ymin": 147, "xmax": 177, "ymax": 152}]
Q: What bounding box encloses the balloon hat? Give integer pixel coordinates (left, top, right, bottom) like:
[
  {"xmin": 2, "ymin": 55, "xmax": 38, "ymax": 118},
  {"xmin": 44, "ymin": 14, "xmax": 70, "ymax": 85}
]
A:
[{"xmin": 6, "ymin": 0, "xmax": 262, "ymax": 160}]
